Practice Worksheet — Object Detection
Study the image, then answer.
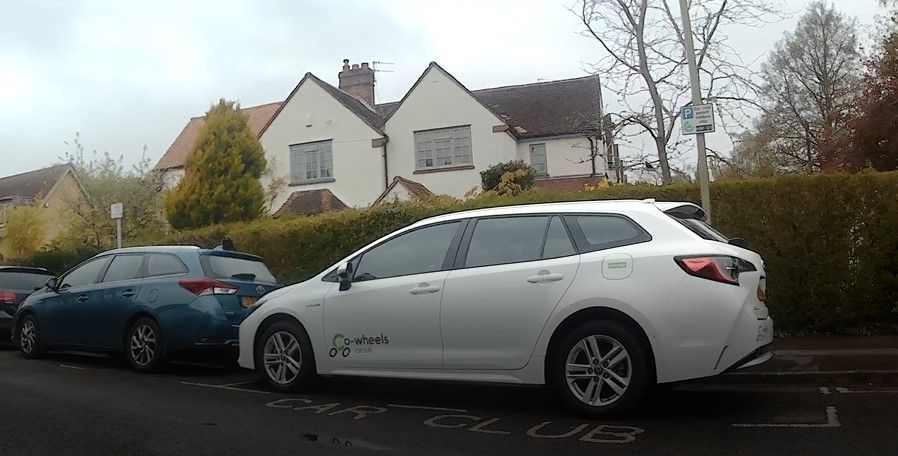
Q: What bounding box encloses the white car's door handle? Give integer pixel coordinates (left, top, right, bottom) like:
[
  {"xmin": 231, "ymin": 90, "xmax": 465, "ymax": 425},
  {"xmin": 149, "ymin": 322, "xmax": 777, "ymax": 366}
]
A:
[
  {"xmin": 409, "ymin": 284, "xmax": 441, "ymax": 295},
  {"xmin": 527, "ymin": 271, "xmax": 564, "ymax": 283}
]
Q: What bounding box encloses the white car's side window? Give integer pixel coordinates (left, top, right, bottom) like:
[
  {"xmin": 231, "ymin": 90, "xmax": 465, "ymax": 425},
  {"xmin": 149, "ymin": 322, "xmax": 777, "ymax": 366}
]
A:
[
  {"xmin": 564, "ymin": 215, "xmax": 651, "ymax": 252},
  {"xmin": 464, "ymin": 216, "xmax": 549, "ymax": 268},
  {"xmin": 542, "ymin": 216, "xmax": 577, "ymax": 259},
  {"xmin": 353, "ymin": 221, "xmax": 462, "ymax": 282}
]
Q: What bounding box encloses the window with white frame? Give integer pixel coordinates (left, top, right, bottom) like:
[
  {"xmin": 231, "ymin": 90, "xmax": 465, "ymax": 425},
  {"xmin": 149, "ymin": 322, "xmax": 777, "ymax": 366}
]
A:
[
  {"xmin": 530, "ymin": 143, "xmax": 547, "ymax": 176},
  {"xmin": 414, "ymin": 126, "xmax": 472, "ymax": 170},
  {"xmin": 289, "ymin": 140, "xmax": 333, "ymax": 184}
]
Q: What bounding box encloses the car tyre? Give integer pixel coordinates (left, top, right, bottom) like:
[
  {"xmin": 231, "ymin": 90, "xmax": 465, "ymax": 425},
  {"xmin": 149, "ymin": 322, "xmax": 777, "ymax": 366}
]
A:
[
  {"xmin": 256, "ymin": 320, "xmax": 316, "ymax": 392},
  {"xmin": 552, "ymin": 319, "xmax": 651, "ymax": 419},
  {"xmin": 125, "ymin": 317, "xmax": 165, "ymax": 372},
  {"xmin": 18, "ymin": 314, "xmax": 45, "ymax": 359}
]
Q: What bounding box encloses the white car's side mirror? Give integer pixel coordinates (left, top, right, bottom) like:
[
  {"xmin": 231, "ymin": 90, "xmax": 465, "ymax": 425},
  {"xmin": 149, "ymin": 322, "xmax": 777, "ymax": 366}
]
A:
[{"xmin": 337, "ymin": 262, "xmax": 353, "ymax": 291}]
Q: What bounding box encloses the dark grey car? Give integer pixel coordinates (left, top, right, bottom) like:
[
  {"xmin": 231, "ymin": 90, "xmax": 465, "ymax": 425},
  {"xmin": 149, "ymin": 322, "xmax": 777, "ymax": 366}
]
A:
[{"xmin": 0, "ymin": 266, "xmax": 55, "ymax": 342}]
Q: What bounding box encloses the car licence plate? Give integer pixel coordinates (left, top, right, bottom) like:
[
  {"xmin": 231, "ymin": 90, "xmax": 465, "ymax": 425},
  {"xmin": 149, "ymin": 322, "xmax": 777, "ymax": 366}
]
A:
[{"xmin": 242, "ymin": 296, "xmax": 259, "ymax": 308}]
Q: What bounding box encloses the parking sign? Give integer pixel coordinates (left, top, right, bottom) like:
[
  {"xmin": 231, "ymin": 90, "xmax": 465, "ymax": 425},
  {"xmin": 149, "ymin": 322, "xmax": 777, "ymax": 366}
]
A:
[{"xmin": 681, "ymin": 103, "xmax": 715, "ymax": 135}]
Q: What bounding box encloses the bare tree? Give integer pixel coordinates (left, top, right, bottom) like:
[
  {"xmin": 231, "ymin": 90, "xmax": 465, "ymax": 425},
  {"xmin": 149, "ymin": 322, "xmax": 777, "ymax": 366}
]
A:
[
  {"xmin": 754, "ymin": 1, "xmax": 861, "ymax": 172},
  {"xmin": 575, "ymin": 0, "xmax": 780, "ymax": 184}
]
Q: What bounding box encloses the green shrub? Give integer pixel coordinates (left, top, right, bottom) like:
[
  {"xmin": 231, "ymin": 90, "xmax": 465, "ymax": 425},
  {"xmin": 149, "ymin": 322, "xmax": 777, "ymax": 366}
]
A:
[
  {"xmin": 480, "ymin": 160, "xmax": 535, "ymax": 191},
  {"xmin": 15, "ymin": 172, "xmax": 898, "ymax": 334},
  {"xmin": 16, "ymin": 243, "xmax": 101, "ymax": 276}
]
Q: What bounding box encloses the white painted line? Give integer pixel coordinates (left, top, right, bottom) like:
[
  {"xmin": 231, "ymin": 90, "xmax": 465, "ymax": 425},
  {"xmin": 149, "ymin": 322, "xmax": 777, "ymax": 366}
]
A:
[
  {"xmin": 776, "ymin": 348, "xmax": 898, "ymax": 356},
  {"xmin": 387, "ymin": 403, "xmax": 469, "ymax": 413},
  {"xmin": 730, "ymin": 369, "xmax": 898, "ymax": 376},
  {"xmin": 58, "ymin": 364, "xmax": 85, "ymax": 370},
  {"xmin": 179, "ymin": 381, "xmax": 271, "ymax": 395},
  {"xmin": 218, "ymin": 380, "xmax": 258, "ymax": 387},
  {"xmin": 835, "ymin": 387, "xmax": 898, "ymax": 394},
  {"xmin": 732, "ymin": 406, "xmax": 840, "ymax": 428}
]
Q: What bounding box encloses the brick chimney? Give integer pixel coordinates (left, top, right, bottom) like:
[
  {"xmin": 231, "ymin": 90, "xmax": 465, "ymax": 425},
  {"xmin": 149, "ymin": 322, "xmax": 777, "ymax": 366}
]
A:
[{"xmin": 338, "ymin": 59, "xmax": 375, "ymax": 108}]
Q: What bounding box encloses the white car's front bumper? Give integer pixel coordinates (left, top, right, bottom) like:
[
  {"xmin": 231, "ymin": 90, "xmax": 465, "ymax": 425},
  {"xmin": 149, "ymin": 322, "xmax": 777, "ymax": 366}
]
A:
[{"xmin": 237, "ymin": 313, "xmax": 260, "ymax": 370}]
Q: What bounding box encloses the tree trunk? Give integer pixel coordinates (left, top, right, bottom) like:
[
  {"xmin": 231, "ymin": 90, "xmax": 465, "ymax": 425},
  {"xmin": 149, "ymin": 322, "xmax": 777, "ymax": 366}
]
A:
[{"xmin": 588, "ymin": 137, "xmax": 597, "ymax": 177}]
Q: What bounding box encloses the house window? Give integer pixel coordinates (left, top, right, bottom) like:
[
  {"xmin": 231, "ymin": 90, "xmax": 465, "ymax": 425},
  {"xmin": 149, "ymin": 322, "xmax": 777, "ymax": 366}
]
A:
[
  {"xmin": 290, "ymin": 140, "xmax": 334, "ymax": 184},
  {"xmin": 414, "ymin": 126, "xmax": 472, "ymax": 170},
  {"xmin": 530, "ymin": 143, "xmax": 548, "ymax": 176}
]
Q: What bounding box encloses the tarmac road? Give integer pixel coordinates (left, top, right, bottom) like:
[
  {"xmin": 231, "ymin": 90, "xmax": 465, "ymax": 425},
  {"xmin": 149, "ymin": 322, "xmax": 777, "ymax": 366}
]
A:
[{"xmin": 1, "ymin": 347, "xmax": 897, "ymax": 456}]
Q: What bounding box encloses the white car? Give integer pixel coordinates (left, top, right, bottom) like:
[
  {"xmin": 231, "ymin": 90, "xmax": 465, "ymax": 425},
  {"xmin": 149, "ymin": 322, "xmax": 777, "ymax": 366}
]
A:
[{"xmin": 238, "ymin": 200, "xmax": 773, "ymax": 417}]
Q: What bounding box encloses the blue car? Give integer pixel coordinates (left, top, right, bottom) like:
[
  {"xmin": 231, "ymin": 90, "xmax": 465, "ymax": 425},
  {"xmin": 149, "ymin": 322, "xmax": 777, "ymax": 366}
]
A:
[{"xmin": 11, "ymin": 246, "xmax": 281, "ymax": 371}]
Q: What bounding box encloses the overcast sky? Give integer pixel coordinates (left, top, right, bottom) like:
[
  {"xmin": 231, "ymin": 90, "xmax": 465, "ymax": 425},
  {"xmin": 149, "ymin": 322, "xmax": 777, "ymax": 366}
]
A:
[{"xmin": 0, "ymin": 0, "xmax": 887, "ymax": 177}]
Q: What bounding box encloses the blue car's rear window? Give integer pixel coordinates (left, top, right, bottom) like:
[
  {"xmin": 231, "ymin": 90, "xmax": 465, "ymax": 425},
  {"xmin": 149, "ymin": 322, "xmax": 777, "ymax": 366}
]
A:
[{"xmin": 200, "ymin": 254, "xmax": 278, "ymax": 284}]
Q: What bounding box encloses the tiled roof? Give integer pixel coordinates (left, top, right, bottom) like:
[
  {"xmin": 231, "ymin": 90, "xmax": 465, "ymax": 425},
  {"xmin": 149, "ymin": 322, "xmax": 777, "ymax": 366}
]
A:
[
  {"xmin": 0, "ymin": 164, "xmax": 72, "ymax": 201},
  {"xmin": 374, "ymin": 101, "xmax": 400, "ymax": 118},
  {"xmin": 470, "ymin": 76, "xmax": 602, "ymax": 139},
  {"xmin": 273, "ymin": 189, "xmax": 348, "ymax": 217},
  {"xmin": 153, "ymin": 101, "xmax": 282, "ymax": 171},
  {"xmin": 533, "ymin": 175, "xmax": 606, "ymax": 192},
  {"xmin": 372, "ymin": 176, "xmax": 433, "ymax": 205}
]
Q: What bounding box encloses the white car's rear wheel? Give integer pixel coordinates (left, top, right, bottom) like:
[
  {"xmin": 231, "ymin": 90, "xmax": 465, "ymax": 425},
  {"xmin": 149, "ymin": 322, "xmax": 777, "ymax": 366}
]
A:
[
  {"xmin": 565, "ymin": 334, "xmax": 633, "ymax": 407},
  {"xmin": 553, "ymin": 320, "xmax": 650, "ymax": 418}
]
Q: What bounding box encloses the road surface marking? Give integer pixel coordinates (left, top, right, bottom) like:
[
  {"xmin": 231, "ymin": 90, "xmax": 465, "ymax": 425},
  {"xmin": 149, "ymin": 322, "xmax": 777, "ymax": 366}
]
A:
[
  {"xmin": 180, "ymin": 381, "xmax": 270, "ymax": 395},
  {"xmin": 820, "ymin": 387, "xmax": 831, "ymax": 395},
  {"xmin": 387, "ymin": 403, "xmax": 469, "ymax": 413},
  {"xmin": 218, "ymin": 380, "xmax": 257, "ymax": 387},
  {"xmin": 835, "ymin": 387, "xmax": 898, "ymax": 394},
  {"xmin": 58, "ymin": 364, "xmax": 85, "ymax": 370},
  {"xmin": 732, "ymin": 406, "xmax": 840, "ymax": 428}
]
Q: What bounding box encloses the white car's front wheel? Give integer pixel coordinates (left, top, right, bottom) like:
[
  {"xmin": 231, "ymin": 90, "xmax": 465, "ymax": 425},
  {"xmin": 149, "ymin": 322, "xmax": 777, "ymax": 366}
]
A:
[
  {"xmin": 256, "ymin": 320, "xmax": 316, "ymax": 392},
  {"xmin": 553, "ymin": 320, "xmax": 651, "ymax": 418}
]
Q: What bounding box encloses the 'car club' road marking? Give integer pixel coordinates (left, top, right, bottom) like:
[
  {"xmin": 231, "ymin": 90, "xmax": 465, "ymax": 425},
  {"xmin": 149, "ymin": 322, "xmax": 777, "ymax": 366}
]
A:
[
  {"xmin": 265, "ymin": 398, "xmax": 645, "ymax": 444},
  {"xmin": 180, "ymin": 381, "xmax": 271, "ymax": 395},
  {"xmin": 732, "ymin": 406, "xmax": 840, "ymax": 428}
]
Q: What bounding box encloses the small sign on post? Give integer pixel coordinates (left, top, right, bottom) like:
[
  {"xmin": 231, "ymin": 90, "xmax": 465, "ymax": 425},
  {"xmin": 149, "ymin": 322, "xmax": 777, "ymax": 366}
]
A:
[
  {"xmin": 110, "ymin": 203, "xmax": 123, "ymax": 249},
  {"xmin": 680, "ymin": 103, "xmax": 715, "ymax": 135}
]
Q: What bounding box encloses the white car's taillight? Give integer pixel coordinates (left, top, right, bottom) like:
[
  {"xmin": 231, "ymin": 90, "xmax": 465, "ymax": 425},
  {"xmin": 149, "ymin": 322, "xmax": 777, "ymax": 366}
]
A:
[{"xmin": 674, "ymin": 255, "xmax": 756, "ymax": 286}]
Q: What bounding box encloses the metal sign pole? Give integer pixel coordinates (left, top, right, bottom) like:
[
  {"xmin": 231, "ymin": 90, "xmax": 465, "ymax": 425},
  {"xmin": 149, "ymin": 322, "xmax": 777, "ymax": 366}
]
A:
[
  {"xmin": 116, "ymin": 218, "xmax": 122, "ymax": 249},
  {"xmin": 678, "ymin": 0, "xmax": 712, "ymax": 222}
]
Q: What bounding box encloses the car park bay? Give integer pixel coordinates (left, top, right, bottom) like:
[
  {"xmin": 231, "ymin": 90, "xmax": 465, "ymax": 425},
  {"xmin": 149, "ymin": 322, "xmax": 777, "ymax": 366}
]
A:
[{"xmin": 3, "ymin": 348, "xmax": 897, "ymax": 456}]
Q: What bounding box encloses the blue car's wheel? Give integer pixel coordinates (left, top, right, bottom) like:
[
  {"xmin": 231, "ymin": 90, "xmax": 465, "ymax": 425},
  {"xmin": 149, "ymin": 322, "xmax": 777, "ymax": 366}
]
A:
[
  {"xmin": 125, "ymin": 317, "xmax": 165, "ymax": 372},
  {"xmin": 18, "ymin": 314, "xmax": 44, "ymax": 359}
]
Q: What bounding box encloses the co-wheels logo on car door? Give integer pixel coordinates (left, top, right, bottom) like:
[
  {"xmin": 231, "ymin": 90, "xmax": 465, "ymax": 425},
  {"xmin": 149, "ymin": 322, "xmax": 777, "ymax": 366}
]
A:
[{"xmin": 329, "ymin": 333, "xmax": 391, "ymax": 357}]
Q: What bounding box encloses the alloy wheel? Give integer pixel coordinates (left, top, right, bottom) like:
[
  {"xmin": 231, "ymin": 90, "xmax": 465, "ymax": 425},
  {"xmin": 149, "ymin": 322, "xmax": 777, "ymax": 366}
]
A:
[
  {"xmin": 129, "ymin": 324, "xmax": 157, "ymax": 367},
  {"xmin": 20, "ymin": 319, "xmax": 36, "ymax": 354},
  {"xmin": 263, "ymin": 331, "xmax": 302, "ymax": 385},
  {"xmin": 565, "ymin": 334, "xmax": 632, "ymax": 406}
]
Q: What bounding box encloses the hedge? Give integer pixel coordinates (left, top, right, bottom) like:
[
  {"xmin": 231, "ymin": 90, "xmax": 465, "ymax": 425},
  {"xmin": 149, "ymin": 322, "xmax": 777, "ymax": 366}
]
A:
[{"xmin": 17, "ymin": 172, "xmax": 898, "ymax": 334}]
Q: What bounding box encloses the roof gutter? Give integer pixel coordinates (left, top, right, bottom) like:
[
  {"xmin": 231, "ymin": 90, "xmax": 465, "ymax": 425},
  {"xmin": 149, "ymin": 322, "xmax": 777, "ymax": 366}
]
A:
[
  {"xmin": 383, "ymin": 140, "xmax": 389, "ymax": 189},
  {"xmin": 372, "ymin": 136, "xmax": 390, "ymax": 190}
]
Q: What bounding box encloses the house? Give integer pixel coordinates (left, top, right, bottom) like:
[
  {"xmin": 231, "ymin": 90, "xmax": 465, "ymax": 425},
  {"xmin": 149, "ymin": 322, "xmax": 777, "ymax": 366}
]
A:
[
  {"xmin": 0, "ymin": 164, "xmax": 87, "ymax": 257},
  {"xmin": 155, "ymin": 60, "xmax": 612, "ymax": 215}
]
